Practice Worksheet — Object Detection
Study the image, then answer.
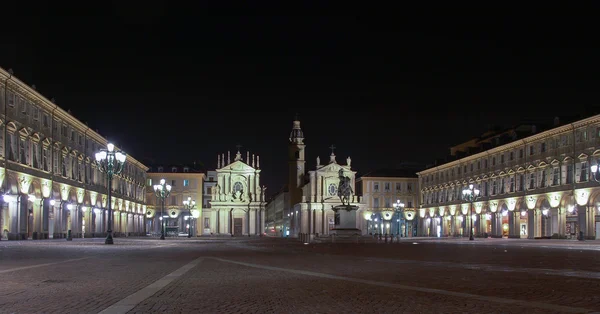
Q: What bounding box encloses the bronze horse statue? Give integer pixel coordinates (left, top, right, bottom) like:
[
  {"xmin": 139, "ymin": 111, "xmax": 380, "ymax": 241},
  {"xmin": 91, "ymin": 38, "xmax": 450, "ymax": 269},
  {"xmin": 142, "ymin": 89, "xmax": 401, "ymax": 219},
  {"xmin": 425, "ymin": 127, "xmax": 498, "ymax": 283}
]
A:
[{"xmin": 337, "ymin": 169, "xmax": 353, "ymax": 206}]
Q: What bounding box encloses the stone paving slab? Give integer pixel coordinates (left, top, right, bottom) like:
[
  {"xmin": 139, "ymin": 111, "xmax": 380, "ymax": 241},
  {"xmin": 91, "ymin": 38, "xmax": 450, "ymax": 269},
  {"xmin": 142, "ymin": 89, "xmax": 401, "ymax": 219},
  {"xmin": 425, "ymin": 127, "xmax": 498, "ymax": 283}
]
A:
[
  {"xmin": 128, "ymin": 258, "xmax": 572, "ymax": 314},
  {"xmin": 0, "ymin": 242, "xmax": 200, "ymax": 314},
  {"xmin": 1, "ymin": 238, "xmax": 600, "ymax": 313}
]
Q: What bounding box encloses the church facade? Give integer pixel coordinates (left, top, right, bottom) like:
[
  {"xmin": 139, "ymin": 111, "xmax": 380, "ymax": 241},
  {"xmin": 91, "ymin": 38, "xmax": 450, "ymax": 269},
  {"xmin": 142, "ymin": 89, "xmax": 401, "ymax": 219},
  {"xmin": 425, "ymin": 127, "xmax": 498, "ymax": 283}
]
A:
[
  {"xmin": 285, "ymin": 119, "xmax": 365, "ymax": 240},
  {"xmin": 208, "ymin": 148, "xmax": 267, "ymax": 236}
]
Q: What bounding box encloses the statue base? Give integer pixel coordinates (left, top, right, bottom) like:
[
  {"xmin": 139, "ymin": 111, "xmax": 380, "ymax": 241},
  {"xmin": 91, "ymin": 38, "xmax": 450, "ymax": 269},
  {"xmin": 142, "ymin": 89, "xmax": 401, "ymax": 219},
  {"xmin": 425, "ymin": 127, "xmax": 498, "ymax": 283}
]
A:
[
  {"xmin": 330, "ymin": 204, "xmax": 360, "ymax": 237},
  {"xmin": 330, "ymin": 228, "xmax": 362, "ymax": 237}
]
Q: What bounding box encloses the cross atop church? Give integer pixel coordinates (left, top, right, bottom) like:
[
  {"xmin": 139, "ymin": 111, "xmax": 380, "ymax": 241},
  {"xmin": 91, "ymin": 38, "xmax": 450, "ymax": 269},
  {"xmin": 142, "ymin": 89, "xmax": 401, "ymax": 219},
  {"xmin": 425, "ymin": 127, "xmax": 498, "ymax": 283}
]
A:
[
  {"xmin": 329, "ymin": 144, "xmax": 336, "ymax": 155},
  {"xmin": 294, "ymin": 112, "xmax": 299, "ymax": 121},
  {"xmin": 236, "ymin": 144, "xmax": 243, "ymax": 152}
]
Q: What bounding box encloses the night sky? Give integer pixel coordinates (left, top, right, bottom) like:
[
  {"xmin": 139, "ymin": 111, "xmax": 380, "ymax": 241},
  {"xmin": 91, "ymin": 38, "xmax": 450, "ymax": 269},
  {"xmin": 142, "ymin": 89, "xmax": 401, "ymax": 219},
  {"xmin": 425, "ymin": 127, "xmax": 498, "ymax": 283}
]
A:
[{"xmin": 1, "ymin": 3, "xmax": 599, "ymax": 195}]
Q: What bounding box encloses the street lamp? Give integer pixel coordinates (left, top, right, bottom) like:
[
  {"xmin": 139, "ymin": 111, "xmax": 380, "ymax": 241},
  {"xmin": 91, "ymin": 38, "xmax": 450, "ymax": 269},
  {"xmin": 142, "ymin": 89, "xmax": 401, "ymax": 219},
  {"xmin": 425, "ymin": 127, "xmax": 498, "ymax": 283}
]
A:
[
  {"xmin": 183, "ymin": 196, "xmax": 196, "ymax": 238},
  {"xmin": 462, "ymin": 184, "xmax": 481, "ymax": 241},
  {"xmin": 95, "ymin": 143, "xmax": 126, "ymax": 245},
  {"xmin": 153, "ymin": 179, "xmax": 171, "ymax": 240},
  {"xmin": 591, "ymin": 162, "xmax": 600, "ymax": 183},
  {"xmin": 393, "ymin": 199, "xmax": 405, "ymax": 237}
]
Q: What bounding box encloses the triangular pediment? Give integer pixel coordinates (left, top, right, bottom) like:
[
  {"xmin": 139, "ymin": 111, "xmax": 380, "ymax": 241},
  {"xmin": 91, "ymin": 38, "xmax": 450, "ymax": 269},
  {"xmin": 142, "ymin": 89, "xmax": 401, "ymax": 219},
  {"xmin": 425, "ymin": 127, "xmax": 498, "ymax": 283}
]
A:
[
  {"xmin": 222, "ymin": 160, "xmax": 255, "ymax": 172},
  {"xmin": 577, "ymin": 153, "xmax": 588, "ymax": 160},
  {"xmin": 317, "ymin": 163, "xmax": 346, "ymax": 174}
]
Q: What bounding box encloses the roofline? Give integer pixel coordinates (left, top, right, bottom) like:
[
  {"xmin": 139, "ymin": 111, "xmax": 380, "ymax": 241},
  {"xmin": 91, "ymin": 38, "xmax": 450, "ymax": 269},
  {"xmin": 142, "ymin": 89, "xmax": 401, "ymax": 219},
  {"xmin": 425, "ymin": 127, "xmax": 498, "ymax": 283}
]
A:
[
  {"xmin": 417, "ymin": 114, "xmax": 600, "ymax": 176},
  {"xmin": 0, "ymin": 67, "xmax": 148, "ymax": 171}
]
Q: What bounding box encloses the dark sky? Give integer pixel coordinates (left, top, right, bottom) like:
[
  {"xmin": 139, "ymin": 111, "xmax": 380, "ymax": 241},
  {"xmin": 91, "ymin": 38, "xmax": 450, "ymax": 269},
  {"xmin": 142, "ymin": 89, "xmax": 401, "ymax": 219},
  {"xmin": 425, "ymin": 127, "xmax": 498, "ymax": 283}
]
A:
[{"xmin": 1, "ymin": 3, "xmax": 599, "ymax": 195}]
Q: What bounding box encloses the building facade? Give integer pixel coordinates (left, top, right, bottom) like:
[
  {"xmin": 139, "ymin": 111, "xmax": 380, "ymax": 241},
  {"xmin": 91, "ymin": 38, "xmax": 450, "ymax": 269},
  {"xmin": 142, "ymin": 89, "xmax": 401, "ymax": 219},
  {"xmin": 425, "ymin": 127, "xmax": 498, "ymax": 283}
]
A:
[
  {"xmin": 145, "ymin": 165, "xmax": 204, "ymax": 237},
  {"xmin": 357, "ymin": 169, "xmax": 420, "ymax": 236},
  {"xmin": 0, "ymin": 67, "xmax": 148, "ymax": 240},
  {"xmin": 279, "ymin": 119, "xmax": 365, "ymax": 241},
  {"xmin": 209, "ymin": 148, "xmax": 266, "ymax": 236},
  {"xmin": 202, "ymin": 170, "xmax": 217, "ymax": 235},
  {"xmin": 265, "ymin": 187, "xmax": 289, "ymax": 236},
  {"xmin": 417, "ymin": 115, "xmax": 600, "ymax": 240}
]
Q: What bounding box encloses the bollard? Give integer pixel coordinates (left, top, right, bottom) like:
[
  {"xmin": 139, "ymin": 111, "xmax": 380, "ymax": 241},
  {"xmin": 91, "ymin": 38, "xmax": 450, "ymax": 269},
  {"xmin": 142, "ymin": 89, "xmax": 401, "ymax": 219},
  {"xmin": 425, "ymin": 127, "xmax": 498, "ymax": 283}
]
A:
[
  {"xmin": 579, "ymin": 231, "xmax": 585, "ymax": 241},
  {"xmin": 384, "ymin": 233, "xmax": 388, "ymax": 243},
  {"xmin": 66, "ymin": 230, "xmax": 73, "ymax": 241}
]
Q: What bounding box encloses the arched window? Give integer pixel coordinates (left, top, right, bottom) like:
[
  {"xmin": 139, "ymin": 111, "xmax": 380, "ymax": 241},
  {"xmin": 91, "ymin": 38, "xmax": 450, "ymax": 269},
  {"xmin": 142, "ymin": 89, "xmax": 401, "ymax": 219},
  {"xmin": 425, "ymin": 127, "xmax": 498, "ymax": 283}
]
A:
[{"xmin": 233, "ymin": 182, "xmax": 243, "ymax": 193}]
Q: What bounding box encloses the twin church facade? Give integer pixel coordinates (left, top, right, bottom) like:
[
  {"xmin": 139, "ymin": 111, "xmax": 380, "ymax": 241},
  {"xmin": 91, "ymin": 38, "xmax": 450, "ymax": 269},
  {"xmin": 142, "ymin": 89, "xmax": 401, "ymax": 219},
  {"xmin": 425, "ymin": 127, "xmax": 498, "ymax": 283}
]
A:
[{"xmin": 266, "ymin": 119, "xmax": 366, "ymax": 239}]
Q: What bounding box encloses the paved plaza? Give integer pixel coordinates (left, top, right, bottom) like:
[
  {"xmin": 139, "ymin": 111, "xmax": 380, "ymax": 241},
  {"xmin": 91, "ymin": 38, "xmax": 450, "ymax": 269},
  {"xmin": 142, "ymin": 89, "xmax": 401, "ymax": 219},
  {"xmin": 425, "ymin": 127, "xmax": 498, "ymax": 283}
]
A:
[{"xmin": 0, "ymin": 237, "xmax": 600, "ymax": 313}]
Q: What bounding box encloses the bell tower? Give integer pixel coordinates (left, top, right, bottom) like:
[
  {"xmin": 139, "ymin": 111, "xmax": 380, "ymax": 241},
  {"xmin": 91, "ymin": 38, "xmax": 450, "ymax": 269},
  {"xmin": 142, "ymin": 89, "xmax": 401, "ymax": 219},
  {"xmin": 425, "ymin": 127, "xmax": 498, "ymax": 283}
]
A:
[{"xmin": 288, "ymin": 116, "xmax": 305, "ymax": 205}]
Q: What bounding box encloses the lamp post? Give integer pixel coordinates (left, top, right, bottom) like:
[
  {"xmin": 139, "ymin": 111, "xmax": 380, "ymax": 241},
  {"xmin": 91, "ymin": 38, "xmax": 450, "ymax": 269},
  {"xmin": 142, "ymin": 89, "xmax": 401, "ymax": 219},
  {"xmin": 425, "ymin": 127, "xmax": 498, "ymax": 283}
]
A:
[
  {"xmin": 183, "ymin": 196, "xmax": 196, "ymax": 238},
  {"xmin": 95, "ymin": 143, "xmax": 126, "ymax": 245},
  {"xmin": 153, "ymin": 179, "xmax": 171, "ymax": 240},
  {"xmin": 462, "ymin": 184, "xmax": 481, "ymax": 241},
  {"xmin": 393, "ymin": 199, "xmax": 405, "ymax": 237},
  {"xmin": 591, "ymin": 163, "xmax": 600, "ymax": 183}
]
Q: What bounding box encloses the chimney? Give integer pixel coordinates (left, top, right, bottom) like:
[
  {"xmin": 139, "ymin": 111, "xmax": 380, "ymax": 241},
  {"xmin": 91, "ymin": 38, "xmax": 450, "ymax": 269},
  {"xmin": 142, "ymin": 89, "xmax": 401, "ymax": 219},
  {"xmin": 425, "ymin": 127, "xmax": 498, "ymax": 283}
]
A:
[{"xmin": 553, "ymin": 116, "xmax": 560, "ymax": 126}]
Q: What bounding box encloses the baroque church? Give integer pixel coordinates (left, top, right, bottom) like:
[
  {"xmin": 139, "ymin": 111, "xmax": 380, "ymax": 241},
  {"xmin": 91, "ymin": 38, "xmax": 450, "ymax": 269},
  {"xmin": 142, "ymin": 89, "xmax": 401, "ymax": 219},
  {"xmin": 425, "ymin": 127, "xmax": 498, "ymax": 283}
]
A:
[
  {"xmin": 273, "ymin": 118, "xmax": 365, "ymax": 240},
  {"xmin": 208, "ymin": 148, "xmax": 267, "ymax": 236}
]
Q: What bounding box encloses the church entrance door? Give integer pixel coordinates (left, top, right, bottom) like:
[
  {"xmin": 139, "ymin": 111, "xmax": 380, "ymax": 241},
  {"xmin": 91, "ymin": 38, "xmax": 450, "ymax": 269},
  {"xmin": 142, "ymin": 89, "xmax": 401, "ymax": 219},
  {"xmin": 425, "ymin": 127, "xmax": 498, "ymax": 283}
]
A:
[{"xmin": 234, "ymin": 218, "xmax": 243, "ymax": 236}]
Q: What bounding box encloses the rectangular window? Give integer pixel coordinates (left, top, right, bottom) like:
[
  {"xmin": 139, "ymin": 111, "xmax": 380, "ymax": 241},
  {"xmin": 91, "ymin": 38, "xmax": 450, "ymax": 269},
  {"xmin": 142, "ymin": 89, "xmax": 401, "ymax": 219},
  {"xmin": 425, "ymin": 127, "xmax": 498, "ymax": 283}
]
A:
[
  {"xmin": 384, "ymin": 182, "xmax": 390, "ymax": 191},
  {"xmin": 43, "ymin": 114, "xmax": 49, "ymax": 128},
  {"xmin": 407, "ymin": 183, "xmax": 412, "ymax": 191},
  {"xmin": 7, "ymin": 91, "xmax": 14, "ymax": 107},
  {"xmin": 395, "ymin": 182, "xmax": 401, "ymax": 191},
  {"xmin": 580, "ymin": 162, "xmax": 588, "ymax": 182},
  {"xmin": 171, "ymin": 180, "xmax": 176, "ymax": 186},
  {"xmin": 373, "ymin": 198, "xmax": 380, "ymax": 208},
  {"xmin": 33, "ymin": 106, "xmax": 39, "ymax": 120},
  {"xmin": 147, "ymin": 178, "xmax": 152, "ymax": 186},
  {"xmin": 529, "ymin": 173, "xmax": 536, "ymax": 189},
  {"xmin": 517, "ymin": 174, "xmax": 523, "ymax": 191},
  {"xmin": 204, "ymin": 218, "xmax": 210, "ymax": 228},
  {"xmin": 552, "ymin": 167, "xmax": 559, "ymax": 185},
  {"xmin": 20, "ymin": 99, "xmax": 27, "ymax": 114},
  {"xmin": 373, "ymin": 182, "xmax": 379, "ymax": 192},
  {"xmin": 183, "ymin": 179, "xmax": 189, "ymax": 187}
]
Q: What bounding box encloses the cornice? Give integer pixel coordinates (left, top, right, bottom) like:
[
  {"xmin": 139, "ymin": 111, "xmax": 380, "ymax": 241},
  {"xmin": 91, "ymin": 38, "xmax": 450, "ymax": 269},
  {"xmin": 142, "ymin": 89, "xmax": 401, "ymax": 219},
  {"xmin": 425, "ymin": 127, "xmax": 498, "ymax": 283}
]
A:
[
  {"xmin": 0, "ymin": 67, "xmax": 148, "ymax": 171},
  {"xmin": 358, "ymin": 176, "xmax": 418, "ymax": 181}
]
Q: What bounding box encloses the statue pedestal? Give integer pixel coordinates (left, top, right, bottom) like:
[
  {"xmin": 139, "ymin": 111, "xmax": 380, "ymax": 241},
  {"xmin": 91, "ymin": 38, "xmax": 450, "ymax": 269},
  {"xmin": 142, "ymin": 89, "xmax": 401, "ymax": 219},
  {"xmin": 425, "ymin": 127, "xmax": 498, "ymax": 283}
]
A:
[{"xmin": 330, "ymin": 205, "xmax": 361, "ymax": 237}]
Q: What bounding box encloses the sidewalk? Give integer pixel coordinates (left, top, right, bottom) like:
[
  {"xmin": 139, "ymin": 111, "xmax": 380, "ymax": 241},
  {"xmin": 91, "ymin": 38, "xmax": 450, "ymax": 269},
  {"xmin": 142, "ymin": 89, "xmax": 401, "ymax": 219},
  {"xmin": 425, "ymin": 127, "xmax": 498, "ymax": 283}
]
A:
[{"xmin": 405, "ymin": 236, "xmax": 600, "ymax": 251}]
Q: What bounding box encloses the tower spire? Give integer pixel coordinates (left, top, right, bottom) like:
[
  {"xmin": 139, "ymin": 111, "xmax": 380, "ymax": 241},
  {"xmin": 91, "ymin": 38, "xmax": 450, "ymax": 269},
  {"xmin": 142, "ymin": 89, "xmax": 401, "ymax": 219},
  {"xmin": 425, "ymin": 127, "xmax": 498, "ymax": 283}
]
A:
[{"xmin": 289, "ymin": 115, "xmax": 304, "ymax": 144}]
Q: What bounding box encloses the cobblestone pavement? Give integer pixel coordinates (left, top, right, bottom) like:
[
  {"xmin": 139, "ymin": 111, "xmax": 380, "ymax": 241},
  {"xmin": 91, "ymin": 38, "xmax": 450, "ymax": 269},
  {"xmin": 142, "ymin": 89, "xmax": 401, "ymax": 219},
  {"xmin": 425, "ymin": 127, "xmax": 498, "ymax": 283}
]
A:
[{"xmin": 0, "ymin": 237, "xmax": 599, "ymax": 313}]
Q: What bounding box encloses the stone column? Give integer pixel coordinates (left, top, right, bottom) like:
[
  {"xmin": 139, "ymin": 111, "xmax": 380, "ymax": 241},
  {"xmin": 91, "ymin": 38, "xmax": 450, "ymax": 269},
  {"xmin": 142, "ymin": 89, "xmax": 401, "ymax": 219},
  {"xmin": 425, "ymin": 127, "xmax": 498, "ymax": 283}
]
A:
[
  {"xmin": 586, "ymin": 205, "xmax": 595, "ymax": 239},
  {"xmin": 527, "ymin": 210, "xmax": 535, "ymax": 239},
  {"xmin": 508, "ymin": 210, "xmax": 520, "ymax": 238}
]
